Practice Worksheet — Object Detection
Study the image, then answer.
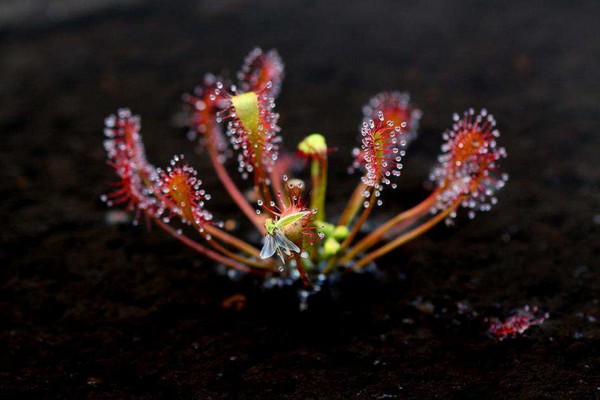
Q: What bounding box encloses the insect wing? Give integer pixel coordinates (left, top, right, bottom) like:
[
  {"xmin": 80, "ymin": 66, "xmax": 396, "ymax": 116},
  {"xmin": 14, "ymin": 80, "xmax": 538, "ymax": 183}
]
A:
[
  {"xmin": 273, "ymin": 230, "xmax": 301, "ymax": 256},
  {"xmin": 260, "ymin": 234, "xmax": 277, "ymax": 259}
]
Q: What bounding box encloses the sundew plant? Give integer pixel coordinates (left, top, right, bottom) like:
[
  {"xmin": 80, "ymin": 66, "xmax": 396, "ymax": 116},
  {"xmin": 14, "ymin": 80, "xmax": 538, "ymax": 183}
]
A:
[{"xmin": 102, "ymin": 48, "xmax": 508, "ymax": 288}]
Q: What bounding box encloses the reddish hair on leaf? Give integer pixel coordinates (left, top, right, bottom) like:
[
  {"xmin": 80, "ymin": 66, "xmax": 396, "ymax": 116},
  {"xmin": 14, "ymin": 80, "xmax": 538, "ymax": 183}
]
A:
[{"xmin": 238, "ymin": 47, "xmax": 285, "ymax": 99}]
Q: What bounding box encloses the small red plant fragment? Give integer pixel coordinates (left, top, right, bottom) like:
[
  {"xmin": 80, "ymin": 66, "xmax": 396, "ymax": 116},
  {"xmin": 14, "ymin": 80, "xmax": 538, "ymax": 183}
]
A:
[
  {"xmin": 487, "ymin": 305, "xmax": 549, "ymax": 341},
  {"xmin": 221, "ymin": 293, "xmax": 247, "ymax": 311}
]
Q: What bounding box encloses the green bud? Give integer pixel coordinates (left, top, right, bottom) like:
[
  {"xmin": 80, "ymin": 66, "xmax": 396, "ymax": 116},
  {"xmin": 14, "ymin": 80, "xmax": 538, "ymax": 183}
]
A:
[
  {"xmin": 322, "ymin": 237, "xmax": 341, "ymax": 257},
  {"xmin": 333, "ymin": 225, "xmax": 349, "ymax": 240},
  {"xmin": 317, "ymin": 220, "xmax": 335, "ymax": 237}
]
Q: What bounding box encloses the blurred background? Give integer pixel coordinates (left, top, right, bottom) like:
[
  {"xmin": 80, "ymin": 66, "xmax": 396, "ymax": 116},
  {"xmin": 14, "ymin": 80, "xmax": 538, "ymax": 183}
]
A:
[{"xmin": 1, "ymin": 1, "xmax": 599, "ymax": 398}]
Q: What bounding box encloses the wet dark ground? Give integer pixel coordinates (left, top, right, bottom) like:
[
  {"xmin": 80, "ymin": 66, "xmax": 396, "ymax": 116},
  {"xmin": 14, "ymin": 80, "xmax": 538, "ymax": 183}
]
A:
[{"xmin": 1, "ymin": 1, "xmax": 599, "ymax": 398}]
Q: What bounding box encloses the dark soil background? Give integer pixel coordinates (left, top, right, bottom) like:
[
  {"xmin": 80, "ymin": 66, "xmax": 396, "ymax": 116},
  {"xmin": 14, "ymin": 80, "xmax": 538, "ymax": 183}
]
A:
[{"xmin": 1, "ymin": 1, "xmax": 599, "ymax": 398}]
